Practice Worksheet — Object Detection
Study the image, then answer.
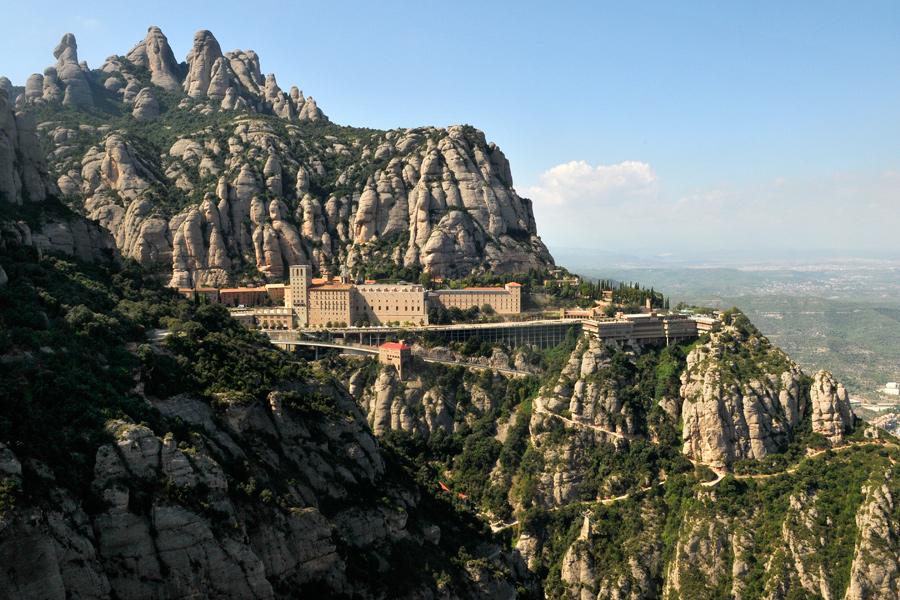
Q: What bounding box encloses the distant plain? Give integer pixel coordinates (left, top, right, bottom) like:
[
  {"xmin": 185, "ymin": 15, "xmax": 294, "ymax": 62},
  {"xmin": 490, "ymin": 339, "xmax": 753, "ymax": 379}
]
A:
[{"xmin": 555, "ymin": 247, "xmax": 900, "ymax": 398}]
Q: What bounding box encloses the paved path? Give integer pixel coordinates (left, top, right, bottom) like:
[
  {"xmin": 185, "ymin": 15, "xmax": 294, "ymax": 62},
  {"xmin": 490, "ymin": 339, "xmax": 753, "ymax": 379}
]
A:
[
  {"xmin": 417, "ymin": 356, "xmax": 532, "ymax": 377},
  {"xmin": 271, "ymin": 338, "xmax": 533, "ymax": 377},
  {"xmin": 532, "ymin": 396, "xmax": 632, "ymax": 440}
]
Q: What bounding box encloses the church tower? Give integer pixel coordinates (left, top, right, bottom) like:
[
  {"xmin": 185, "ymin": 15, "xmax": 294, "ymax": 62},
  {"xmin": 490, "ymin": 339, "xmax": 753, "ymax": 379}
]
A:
[{"xmin": 288, "ymin": 264, "xmax": 311, "ymax": 326}]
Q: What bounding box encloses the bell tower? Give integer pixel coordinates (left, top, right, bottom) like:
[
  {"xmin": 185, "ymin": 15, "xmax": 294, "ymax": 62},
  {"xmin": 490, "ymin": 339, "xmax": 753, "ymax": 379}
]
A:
[{"xmin": 288, "ymin": 264, "xmax": 311, "ymax": 326}]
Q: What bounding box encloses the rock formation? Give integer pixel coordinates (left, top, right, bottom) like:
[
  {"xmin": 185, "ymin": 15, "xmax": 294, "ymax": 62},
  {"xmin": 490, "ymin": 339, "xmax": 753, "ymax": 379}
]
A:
[
  {"xmin": 131, "ymin": 87, "xmax": 159, "ymax": 119},
  {"xmin": 1, "ymin": 28, "xmax": 551, "ymax": 284},
  {"xmin": 124, "ymin": 26, "xmax": 181, "ymax": 91},
  {"xmin": 677, "ymin": 316, "xmax": 853, "ymax": 469},
  {"xmin": 0, "ymin": 90, "xmax": 55, "ymax": 204},
  {"xmin": 183, "ymin": 30, "xmax": 224, "ymax": 99},
  {"xmin": 810, "ymin": 369, "xmax": 853, "ymax": 445},
  {"xmin": 53, "ymin": 33, "xmax": 94, "ymax": 107}
]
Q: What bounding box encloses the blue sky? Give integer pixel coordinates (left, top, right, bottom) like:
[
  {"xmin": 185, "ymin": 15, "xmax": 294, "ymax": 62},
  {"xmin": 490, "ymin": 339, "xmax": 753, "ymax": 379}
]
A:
[{"xmin": 3, "ymin": 1, "xmax": 899, "ymax": 258}]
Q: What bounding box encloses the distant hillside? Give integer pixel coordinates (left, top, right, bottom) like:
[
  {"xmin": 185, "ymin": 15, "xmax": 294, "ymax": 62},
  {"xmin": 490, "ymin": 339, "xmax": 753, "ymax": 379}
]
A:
[{"xmin": 681, "ymin": 294, "xmax": 900, "ymax": 396}]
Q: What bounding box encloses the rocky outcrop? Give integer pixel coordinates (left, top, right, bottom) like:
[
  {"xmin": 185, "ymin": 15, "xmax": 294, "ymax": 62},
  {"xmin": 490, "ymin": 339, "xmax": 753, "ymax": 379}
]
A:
[
  {"xmin": 810, "ymin": 369, "xmax": 853, "ymax": 445},
  {"xmin": 679, "ymin": 322, "xmax": 856, "ymax": 470},
  {"xmin": 0, "ymin": 358, "xmax": 522, "ymax": 600},
  {"xmin": 354, "ymin": 360, "xmax": 483, "ymax": 438},
  {"xmin": 47, "ymin": 117, "xmax": 551, "ymax": 283},
  {"xmin": 10, "ymin": 29, "xmax": 550, "ymax": 283},
  {"xmin": 124, "ymin": 26, "xmax": 181, "ymax": 91},
  {"xmin": 131, "ymin": 87, "xmax": 159, "ymax": 119},
  {"xmin": 680, "ymin": 323, "xmax": 806, "ymax": 469},
  {"xmin": 0, "ymin": 92, "xmax": 57, "ymax": 205},
  {"xmin": 845, "ymin": 478, "xmax": 900, "ymax": 599},
  {"xmin": 183, "ymin": 30, "xmax": 224, "ymax": 99},
  {"xmin": 526, "ymin": 337, "xmax": 642, "ymax": 506},
  {"xmin": 53, "ymin": 34, "xmax": 94, "ymax": 107}
]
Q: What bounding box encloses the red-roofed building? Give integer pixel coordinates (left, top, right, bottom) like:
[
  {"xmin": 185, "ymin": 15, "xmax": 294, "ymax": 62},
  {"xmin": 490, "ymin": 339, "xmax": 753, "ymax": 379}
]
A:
[{"xmin": 379, "ymin": 342, "xmax": 411, "ymax": 379}]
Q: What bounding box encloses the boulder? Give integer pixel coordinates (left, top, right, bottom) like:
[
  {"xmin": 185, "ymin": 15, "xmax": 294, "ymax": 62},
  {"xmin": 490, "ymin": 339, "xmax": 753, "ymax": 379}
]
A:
[{"xmin": 131, "ymin": 88, "xmax": 159, "ymax": 119}]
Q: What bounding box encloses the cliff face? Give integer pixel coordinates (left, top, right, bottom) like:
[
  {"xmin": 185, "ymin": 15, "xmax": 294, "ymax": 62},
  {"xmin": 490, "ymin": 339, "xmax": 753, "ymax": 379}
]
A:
[
  {"xmin": 680, "ymin": 314, "xmax": 852, "ymax": 469},
  {"xmin": 0, "ymin": 388, "xmax": 522, "ymax": 599},
  {"xmin": 8, "ymin": 28, "xmax": 554, "ymax": 284},
  {"xmin": 0, "ymin": 250, "xmax": 524, "ymax": 599},
  {"xmin": 0, "ymin": 86, "xmax": 115, "ymax": 261},
  {"xmin": 509, "ymin": 322, "xmax": 893, "ymax": 600}
]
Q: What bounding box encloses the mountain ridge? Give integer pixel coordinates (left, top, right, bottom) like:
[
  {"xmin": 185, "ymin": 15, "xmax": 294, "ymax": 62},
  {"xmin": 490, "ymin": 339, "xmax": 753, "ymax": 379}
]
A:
[{"xmin": 2, "ymin": 26, "xmax": 554, "ymax": 285}]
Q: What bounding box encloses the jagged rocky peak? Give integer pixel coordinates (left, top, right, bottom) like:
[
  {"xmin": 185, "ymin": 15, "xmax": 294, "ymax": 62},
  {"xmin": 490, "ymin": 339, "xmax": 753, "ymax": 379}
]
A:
[
  {"xmin": 679, "ymin": 312, "xmax": 854, "ymax": 469},
  {"xmin": 11, "ymin": 27, "xmax": 550, "ymax": 283},
  {"xmin": 15, "ymin": 33, "xmax": 94, "ymax": 107},
  {"xmin": 125, "ymin": 26, "xmax": 181, "ymax": 91},
  {"xmin": 53, "ymin": 33, "xmax": 94, "ymax": 107},
  {"xmin": 183, "ymin": 29, "xmax": 224, "ymax": 98},
  {"xmin": 7, "ymin": 26, "xmax": 327, "ymax": 124}
]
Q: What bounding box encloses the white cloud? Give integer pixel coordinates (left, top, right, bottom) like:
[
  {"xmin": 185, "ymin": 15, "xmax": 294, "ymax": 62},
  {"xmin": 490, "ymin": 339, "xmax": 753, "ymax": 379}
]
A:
[
  {"xmin": 75, "ymin": 16, "xmax": 101, "ymax": 31},
  {"xmin": 526, "ymin": 160, "xmax": 661, "ymax": 207},
  {"xmin": 524, "ymin": 159, "xmax": 900, "ymax": 257}
]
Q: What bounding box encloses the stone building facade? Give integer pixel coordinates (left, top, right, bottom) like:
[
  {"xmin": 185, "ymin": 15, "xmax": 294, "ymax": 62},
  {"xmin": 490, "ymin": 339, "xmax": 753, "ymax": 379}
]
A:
[
  {"xmin": 430, "ymin": 282, "xmax": 521, "ymax": 314},
  {"xmin": 179, "ymin": 265, "xmax": 524, "ymax": 329},
  {"xmin": 379, "ymin": 342, "xmax": 411, "ymax": 379},
  {"xmin": 308, "ymin": 283, "xmax": 354, "ymax": 327},
  {"xmin": 353, "ymin": 283, "xmax": 428, "ymax": 327}
]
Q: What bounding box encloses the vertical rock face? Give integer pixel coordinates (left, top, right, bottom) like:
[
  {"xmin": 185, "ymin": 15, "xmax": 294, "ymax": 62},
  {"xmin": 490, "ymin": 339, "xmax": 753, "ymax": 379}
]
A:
[
  {"xmin": 183, "ymin": 30, "xmax": 224, "ymax": 98},
  {"xmin": 845, "ymin": 479, "xmax": 900, "ymax": 599},
  {"xmin": 0, "ymin": 90, "xmax": 56, "ymax": 204},
  {"xmin": 24, "ymin": 73, "xmax": 44, "ymax": 101},
  {"xmin": 355, "ymin": 362, "xmax": 472, "ymax": 438},
  {"xmin": 680, "ymin": 319, "xmax": 806, "ymax": 469},
  {"xmin": 809, "ymin": 370, "xmax": 853, "ymax": 445},
  {"xmin": 125, "ymin": 26, "xmax": 181, "ymax": 91},
  {"xmin": 53, "ymin": 33, "xmax": 94, "ymax": 106},
  {"xmin": 42, "ymin": 67, "xmax": 62, "ymax": 101},
  {"xmin": 0, "ymin": 88, "xmax": 115, "ymax": 261}
]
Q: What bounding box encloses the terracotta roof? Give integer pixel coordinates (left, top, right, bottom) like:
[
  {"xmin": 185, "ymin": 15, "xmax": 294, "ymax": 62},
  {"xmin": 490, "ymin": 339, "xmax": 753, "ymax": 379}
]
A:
[
  {"xmin": 310, "ymin": 284, "xmax": 353, "ymax": 291},
  {"xmin": 436, "ymin": 287, "xmax": 507, "ymax": 292},
  {"xmin": 220, "ymin": 287, "xmax": 266, "ymax": 293},
  {"xmin": 505, "ymin": 282, "xmax": 522, "ymax": 287},
  {"xmin": 380, "ymin": 342, "xmax": 411, "ymax": 350}
]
